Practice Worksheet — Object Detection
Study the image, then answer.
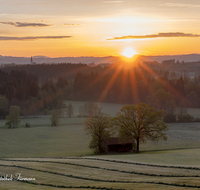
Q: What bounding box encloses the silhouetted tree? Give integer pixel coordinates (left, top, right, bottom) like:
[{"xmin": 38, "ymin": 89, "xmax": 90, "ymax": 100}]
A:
[
  {"xmin": 186, "ymin": 91, "xmax": 200, "ymax": 107},
  {"xmin": 0, "ymin": 96, "xmax": 9, "ymax": 119}
]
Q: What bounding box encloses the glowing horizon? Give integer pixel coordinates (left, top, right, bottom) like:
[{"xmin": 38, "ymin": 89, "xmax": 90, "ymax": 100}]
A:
[{"xmin": 1, "ymin": 0, "xmax": 200, "ymax": 57}]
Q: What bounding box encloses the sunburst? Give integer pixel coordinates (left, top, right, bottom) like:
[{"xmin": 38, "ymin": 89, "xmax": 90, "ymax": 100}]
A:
[{"xmin": 122, "ymin": 47, "xmax": 137, "ymax": 58}]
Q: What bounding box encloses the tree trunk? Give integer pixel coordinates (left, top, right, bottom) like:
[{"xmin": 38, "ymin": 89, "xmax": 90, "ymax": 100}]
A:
[
  {"xmin": 98, "ymin": 136, "xmax": 105, "ymax": 153},
  {"xmin": 98, "ymin": 142, "xmax": 103, "ymax": 153},
  {"xmin": 136, "ymin": 137, "xmax": 140, "ymax": 153}
]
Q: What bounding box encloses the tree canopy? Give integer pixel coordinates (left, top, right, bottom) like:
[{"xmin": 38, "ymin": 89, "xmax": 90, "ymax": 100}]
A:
[
  {"xmin": 6, "ymin": 106, "xmax": 20, "ymax": 128},
  {"xmin": 50, "ymin": 109, "xmax": 60, "ymax": 127},
  {"xmin": 0, "ymin": 96, "xmax": 9, "ymax": 119},
  {"xmin": 84, "ymin": 113, "xmax": 112, "ymax": 153},
  {"xmin": 112, "ymin": 103, "xmax": 168, "ymax": 152}
]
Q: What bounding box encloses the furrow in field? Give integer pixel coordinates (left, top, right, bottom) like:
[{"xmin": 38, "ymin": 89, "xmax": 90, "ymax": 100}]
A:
[
  {"xmin": 2, "ymin": 158, "xmax": 200, "ymax": 177},
  {"xmin": 0, "ymin": 163, "xmax": 200, "ymax": 189}
]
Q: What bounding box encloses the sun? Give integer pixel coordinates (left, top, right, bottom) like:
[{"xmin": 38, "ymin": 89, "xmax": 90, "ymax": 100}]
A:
[{"xmin": 122, "ymin": 47, "xmax": 137, "ymax": 58}]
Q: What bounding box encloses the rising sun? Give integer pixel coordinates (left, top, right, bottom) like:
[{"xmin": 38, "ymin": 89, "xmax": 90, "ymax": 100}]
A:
[{"xmin": 122, "ymin": 47, "xmax": 137, "ymax": 58}]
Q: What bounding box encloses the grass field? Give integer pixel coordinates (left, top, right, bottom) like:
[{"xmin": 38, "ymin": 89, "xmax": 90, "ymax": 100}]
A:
[
  {"xmin": 0, "ymin": 116, "xmax": 200, "ymax": 158},
  {"xmin": 0, "ymin": 157, "xmax": 200, "ymax": 190},
  {"xmin": 0, "ymin": 117, "xmax": 91, "ymax": 158},
  {"xmin": 64, "ymin": 100, "xmax": 200, "ymax": 118},
  {"xmin": 0, "ymin": 101, "xmax": 200, "ymax": 189}
]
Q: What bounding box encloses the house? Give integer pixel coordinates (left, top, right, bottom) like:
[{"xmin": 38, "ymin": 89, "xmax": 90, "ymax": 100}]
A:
[{"xmin": 102, "ymin": 137, "xmax": 134, "ymax": 153}]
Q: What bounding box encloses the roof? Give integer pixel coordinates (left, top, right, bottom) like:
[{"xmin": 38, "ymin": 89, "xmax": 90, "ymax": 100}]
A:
[{"xmin": 103, "ymin": 137, "xmax": 133, "ymax": 145}]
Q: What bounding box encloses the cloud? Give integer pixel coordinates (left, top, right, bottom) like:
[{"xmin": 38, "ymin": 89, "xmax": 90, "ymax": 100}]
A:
[
  {"xmin": 107, "ymin": 32, "xmax": 200, "ymax": 40},
  {"xmin": 160, "ymin": 3, "xmax": 200, "ymax": 8},
  {"xmin": 35, "ymin": 20, "xmax": 51, "ymax": 23},
  {"xmin": 0, "ymin": 22, "xmax": 53, "ymax": 27},
  {"xmin": 103, "ymin": 1, "xmax": 123, "ymax": 3},
  {"xmin": 63, "ymin": 23, "xmax": 80, "ymax": 26},
  {"xmin": 0, "ymin": 36, "xmax": 72, "ymax": 41}
]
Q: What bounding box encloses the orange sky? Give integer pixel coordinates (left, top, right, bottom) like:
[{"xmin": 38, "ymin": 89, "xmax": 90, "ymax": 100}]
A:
[{"xmin": 1, "ymin": 0, "xmax": 200, "ymax": 57}]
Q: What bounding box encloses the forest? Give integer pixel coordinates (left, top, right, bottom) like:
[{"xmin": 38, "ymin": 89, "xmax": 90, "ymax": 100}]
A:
[
  {"xmin": 1, "ymin": 60, "xmax": 200, "ymax": 122},
  {"xmin": 0, "ymin": 69, "xmax": 68, "ymax": 118}
]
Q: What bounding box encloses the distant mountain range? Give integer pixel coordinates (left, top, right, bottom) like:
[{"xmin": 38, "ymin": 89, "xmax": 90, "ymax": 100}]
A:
[
  {"xmin": 139, "ymin": 54, "xmax": 200, "ymax": 63},
  {"xmin": 1, "ymin": 54, "xmax": 200, "ymax": 65}
]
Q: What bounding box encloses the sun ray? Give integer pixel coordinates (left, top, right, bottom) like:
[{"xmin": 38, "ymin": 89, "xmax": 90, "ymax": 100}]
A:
[
  {"xmin": 120, "ymin": 69, "xmax": 129, "ymax": 103},
  {"xmin": 81, "ymin": 63, "xmax": 119, "ymax": 96},
  {"xmin": 129, "ymin": 69, "xmax": 140, "ymax": 104},
  {"xmin": 140, "ymin": 62, "xmax": 185, "ymax": 100},
  {"xmin": 97, "ymin": 65, "xmax": 122, "ymax": 102}
]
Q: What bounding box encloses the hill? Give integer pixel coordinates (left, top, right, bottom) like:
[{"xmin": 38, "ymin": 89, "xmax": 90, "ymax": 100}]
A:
[{"xmin": 1, "ymin": 54, "xmax": 200, "ymax": 65}]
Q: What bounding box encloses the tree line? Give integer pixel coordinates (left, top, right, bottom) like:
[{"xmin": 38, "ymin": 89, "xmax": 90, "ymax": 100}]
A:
[
  {"xmin": 73, "ymin": 63, "xmax": 200, "ymax": 106},
  {"xmin": 1, "ymin": 63, "xmax": 108, "ymax": 82},
  {"xmin": 0, "ymin": 69, "xmax": 70, "ymax": 118},
  {"xmin": 1, "ymin": 61, "xmax": 200, "ymax": 122},
  {"xmin": 5, "ymin": 101, "xmax": 101, "ymax": 128},
  {"xmin": 73, "ymin": 62, "xmax": 200, "ymax": 122}
]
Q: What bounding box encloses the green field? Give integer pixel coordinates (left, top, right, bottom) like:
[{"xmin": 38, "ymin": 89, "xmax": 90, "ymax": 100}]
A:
[
  {"xmin": 0, "ymin": 101, "xmax": 200, "ymax": 189},
  {"xmin": 0, "ymin": 112, "xmax": 200, "ymax": 158}
]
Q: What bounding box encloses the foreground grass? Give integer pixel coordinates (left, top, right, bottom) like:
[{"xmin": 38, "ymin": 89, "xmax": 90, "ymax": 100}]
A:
[
  {"xmin": 0, "ymin": 157, "xmax": 199, "ymax": 190},
  {"xmin": 0, "ymin": 100, "xmax": 200, "ymax": 189}
]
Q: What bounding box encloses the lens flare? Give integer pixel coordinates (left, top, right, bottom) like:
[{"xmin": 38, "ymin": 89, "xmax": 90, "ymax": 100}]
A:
[{"xmin": 122, "ymin": 47, "xmax": 137, "ymax": 58}]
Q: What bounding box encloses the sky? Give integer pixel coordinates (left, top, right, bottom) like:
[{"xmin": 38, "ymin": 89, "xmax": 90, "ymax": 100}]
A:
[{"xmin": 0, "ymin": 0, "xmax": 200, "ymax": 57}]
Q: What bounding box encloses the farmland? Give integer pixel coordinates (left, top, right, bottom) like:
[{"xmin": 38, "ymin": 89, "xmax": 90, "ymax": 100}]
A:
[
  {"xmin": 0, "ymin": 101, "xmax": 200, "ymax": 189},
  {"xmin": 0, "ymin": 156, "xmax": 200, "ymax": 190}
]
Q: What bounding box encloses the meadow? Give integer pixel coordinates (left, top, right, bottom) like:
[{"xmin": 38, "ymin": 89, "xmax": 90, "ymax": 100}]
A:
[{"xmin": 0, "ymin": 101, "xmax": 200, "ymax": 189}]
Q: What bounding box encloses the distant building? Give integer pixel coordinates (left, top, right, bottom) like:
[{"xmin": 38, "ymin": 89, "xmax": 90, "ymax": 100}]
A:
[{"xmin": 30, "ymin": 57, "xmax": 36, "ymax": 65}]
